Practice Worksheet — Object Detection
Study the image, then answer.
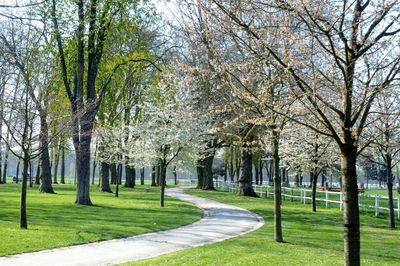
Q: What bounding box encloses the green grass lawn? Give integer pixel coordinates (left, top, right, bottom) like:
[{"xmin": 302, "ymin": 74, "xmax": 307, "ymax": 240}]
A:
[
  {"xmin": 129, "ymin": 189, "xmax": 400, "ymax": 266},
  {"xmin": 0, "ymin": 183, "xmax": 201, "ymax": 256}
]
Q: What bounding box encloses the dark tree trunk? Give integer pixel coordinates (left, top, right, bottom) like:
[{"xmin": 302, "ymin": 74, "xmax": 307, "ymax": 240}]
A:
[
  {"xmin": 341, "ymin": 145, "xmax": 360, "ymax": 266},
  {"xmin": 91, "ymin": 159, "xmax": 96, "ymax": 185},
  {"xmin": 35, "ymin": 162, "xmax": 40, "ymax": 185},
  {"xmin": 254, "ymin": 161, "xmax": 259, "ymax": 185},
  {"xmin": 140, "ymin": 167, "xmax": 145, "ymax": 185},
  {"xmin": 196, "ymin": 163, "xmax": 204, "ymax": 189},
  {"xmin": 60, "ymin": 147, "xmax": 65, "ymax": 184},
  {"xmin": 110, "ymin": 163, "xmax": 117, "ymax": 185},
  {"xmin": 229, "ymin": 145, "xmax": 234, "ymax": 182},
  {"xmin": 29, "ymin": 161, "xmax": 33, "ymax": 188},
  {"xmin": 202, "ymin": 154, "xmax": 215, "ymax": 190},
  {"xmin": 224, "ymin": 163, "xmax": 228, "ymax": 182},
  {"xmin": 295, "ymin": 170, "xmax": 300, "ymax": 187},
  {"xmin": 268, "ymin": 160, "xmax": 273, "ymax": 186},
  {"xmin": 151, "ymin": 166, "xmax": 157, "ymax": 186},
  {"xmin": 321, "ymin": 171, "xmax": 326, "ymax": 188},
  {"xmin": 259, "ymin": 160, "xmax": 263, "ymax": 185},
  {"xmin": 311, "ymin": 171, "xmax": 318, "ymax": 212},
  {"xmin": 53, "ymin": 145, "xmax": 60, "ymax": 184},
  {"xmin": 117, "ymin": 163, "xmax": 123, "ymax": 185},
  {"xmin": 160, "ymin": 160, "xmax": 167, "ymax": 207},
  {"xmin": 2, "ymin": 147, "xmax": 9, "ymax": 183},
  {"xmin": 124, "ymin": 165, "xmax": 135, "ymax": 188},
  {"xmin": 272, "ymin": 130, "xmax": 283, "ymax": 242},
  {"xmin": 238, "ymin": 145, "xmax": 256, "ymax": 196},
  {"xmin": 111, "ymin": 163, "xmax": 116, "ymax": 185},
  {"xmin": 100, "ymin": 162, "xmax": 112, "ymax": 193},
  {"xmin": 16, "ymin": 160, "xmax": 20, "ymax": 184},
  {"xmin": 235, "ymin": 148, "xmax": 240, "ymax": 182},
  {"xmin": 74, "ymin": 131, "xmax": 93, "ymax": 205},
  {"xmin": 386, "ymin": 155, "xmax": 395, "ymax": 229},
  {"xmin": 173, "ymin": 166, "xmax": 177, "ymax": 185},
  {"xmin": 20, "ymin": 157, "xmax": 29, "ymax": 229},
  {"xmin": 115, "ymin": 166, "xmax": 120, "ymax": 198},
  {"xmin": 156, "ymin": 163, "xmax": 161, "ymax": 186}
]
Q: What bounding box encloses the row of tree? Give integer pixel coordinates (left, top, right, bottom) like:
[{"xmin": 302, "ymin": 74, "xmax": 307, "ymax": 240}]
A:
[{"xmin": 1, "ymin": 1, "xmax": 399, "ymax": 266}]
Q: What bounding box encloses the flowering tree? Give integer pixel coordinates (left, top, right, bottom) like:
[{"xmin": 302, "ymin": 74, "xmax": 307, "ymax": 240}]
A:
[{"xmin": 97, "ymin": 79, "xmax": 211, "ymax": 206}]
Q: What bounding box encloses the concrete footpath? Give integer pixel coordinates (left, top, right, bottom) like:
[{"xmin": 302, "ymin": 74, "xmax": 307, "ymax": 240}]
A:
[{"xmin": 0, "ymin": 187, "xmax": 264, "ymax": 266}]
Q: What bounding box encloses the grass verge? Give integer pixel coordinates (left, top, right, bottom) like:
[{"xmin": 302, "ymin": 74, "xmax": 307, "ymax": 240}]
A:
[
  {"xmin": 128, "ymin": 189, "xmax": 399, "ymax": 266},
  {"xmin": 0, "ymin": 183, "xmax": 201, "ymax": 256}
]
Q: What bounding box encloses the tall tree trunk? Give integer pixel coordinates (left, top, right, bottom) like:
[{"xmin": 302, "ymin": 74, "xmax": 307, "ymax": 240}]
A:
[
  {"xmin": 140, "ymin": 167, "xmax": 145, "ymax": 185},
  {"xmin": 235, "ymin": 148, "xmax": 240, "ymax": 182},
  {"xmin": 259, "ymin": 160, "xmax": 263, "ymax": 185},
  {"xmin": 156, "ymin": 163, "xmax": 161, "ymax": 186},
  {"xmin": 268, "ymin": 160, "xmax": 273, "ymax": 186},
  {"xmin": 341, "ymin": 145, "xmax": 360, "ymax": 266},
  {"xmin": 53, "ymin": 144, "xmax": 60, "ymax": 184},
  {"xmin": 35, "ymin": 162, "xmax": 40, "ymax": 185},
  {"xmin": 110, "ymin": 163, "xmax": 118, "ymax": 187},
  {"xmin": 173, "ymin": 166, "xmax": 177, "ymax": 185},
  {"xmin": 118, "ymin": 163, "xmax": 123, "ymax": 185},
  {"xmin": 196, "ymin": 162, "xmax": 204, "ymax": 189},
  {"xmin": 100, "ymin": 162, "xmax": 112, "ymax": 193},
  {"xmin": 20, "ymin": 157, "xmax": 29, "ymax": 229},
  {"xmin": 29, "ymin": 161, "xmax": 33, "ymax": 188},
  {"xmin": 2, "ymin": 145, "xmax": 10, "ymax": 183},
  {"xmin": 311, "ymin": 170, "xmax": 318, "ymax": 212},
  {"xmin": 254, "ymin": 161, "xmax": 259, "ymax": 185},
  {"xmin": 229, "ymin": 145, "xmax": 234, "ymax": 182},
  {"xmin": 202, "ymin": 154, "xmax": 215, "ymax": 190},
  {"xmin": 272, "ymin": 130, "xmax": 283, "ymax": 242},
  {"xmin": 160, "ymin": 159, "xmax": 167, "ymax": 207},
  {"xmin": 16, "ymin": 160, "xmax": 20, "ymax": 184},
  {"xmin": 60, "ymin": 147, "xmax": 65, "ymax": 184},
  {"xmin": 124, "ymin": 165, "xmax": 135, "ymax": 188},
  {"xmin": 238, "ymin": 145, "xmax": 256, "ymax": 196},
  {"xmin": 91, "ymin": 159, "xmax": 96, "ymax": 185},
  {"xmin": 74, "ymin": 129, "xmax": 93, "ymax": 205},
  {"xmin": 151, "ymin": 166, "xmax": 156, "ymax": 186},
  {"xmin": 386, "ymin": 155, "xmax": 395, "ymax": 229},
  {"xmin": 115, "ymin": 164, "xmax": 120, "ymax": 198}
]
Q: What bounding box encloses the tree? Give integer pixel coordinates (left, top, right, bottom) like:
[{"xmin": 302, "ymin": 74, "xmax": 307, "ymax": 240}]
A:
[
  {"xmin": 199, "ymin": 1, "xmax": 400, "ymax": 264},
  {"xmin": 280, "ymin": 121, "xmax": 338, "ymax": 211},
  {"xmin": 0, "ymin": 18, "xmax": 58, "ymax": 193},
  {"xmin": 50, "ymin": 0, "xmax": 161, "ymax": 204},
  {"xmin": 362, "ymin": 91, "xmax": 400, "ymax": 228}
]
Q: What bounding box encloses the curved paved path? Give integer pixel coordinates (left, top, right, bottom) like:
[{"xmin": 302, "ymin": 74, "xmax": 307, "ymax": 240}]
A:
[{"xmin": 0, "ymin": 187, "xmax": 264, "ymax": 266}]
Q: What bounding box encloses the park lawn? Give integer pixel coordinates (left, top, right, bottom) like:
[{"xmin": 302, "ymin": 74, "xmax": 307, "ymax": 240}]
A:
[
  {"xmin": 129, "ymin": 189, "xmax": 400, "ymax": 266},
  {"xmin": 0, "ymin": 183, "xmax": 201, "ymax": 256}
]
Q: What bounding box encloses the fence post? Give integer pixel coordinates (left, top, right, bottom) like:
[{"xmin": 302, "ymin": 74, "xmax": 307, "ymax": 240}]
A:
[
  {"xmin": 266, "ymin": 186, "xmax": 269, "ymax": 198},
  {"xmin": 325, "ymin": 190, "xmax": 329, "ymax": 208},
  {"xmin": 291, "ymin": 188, "xmax": 294, "ymax": 202},
  {"xmin": 283, "ymin": 187, "xmax": 285, "ymax": 201},
  {"xmin": 303, "ymin": 190, "xmax": 306, "ymax": 204},
  {"xmin": 339, "ymin": 192, "xmax": 343, "ymax": 211},
  {"xmin": 375, "ymin": 195, "xmax": 380, "ymax": 216}
]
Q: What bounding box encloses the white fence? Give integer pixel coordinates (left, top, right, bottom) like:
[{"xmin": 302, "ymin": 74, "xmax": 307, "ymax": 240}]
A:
[{"xmin": 214, "ymin": 180, "xmax": 400, "ymax": 220}]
